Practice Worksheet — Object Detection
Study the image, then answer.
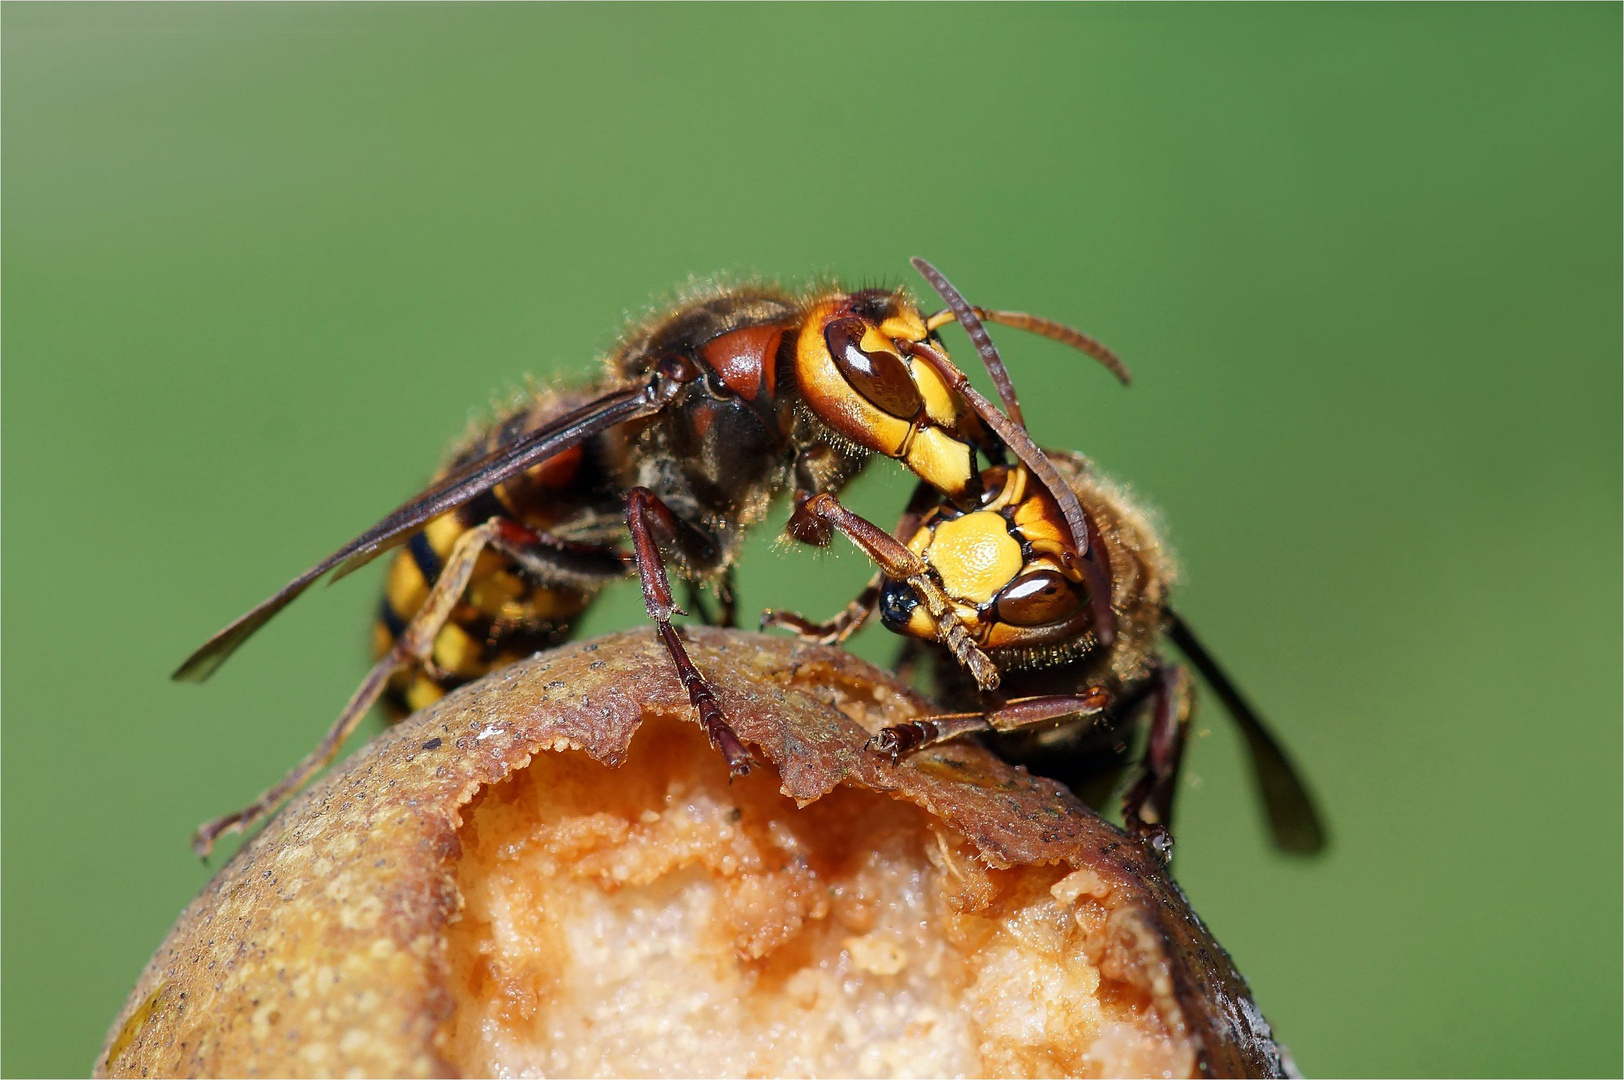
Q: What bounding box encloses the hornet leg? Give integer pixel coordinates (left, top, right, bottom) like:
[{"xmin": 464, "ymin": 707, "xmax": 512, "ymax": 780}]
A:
[
  {"xmin": 625, "ymin": 488, "xmax": 752, "ymax": 776},
  {"xmin": 780, "ymin": 492, "xmax": 1000, "ymax": 690},
  {"xmin": 760, "ymin": 572, "xmax": 881, "ymax": 645},
  {"xmin": 1121, "ymin": 665, "xmax": 1193, "ymax": 862},
  {"xmin": 487, "ymin": 516, "xmax": 632, "ymax": 591},
  {"xmin": 763, "ymin": 481, "xmax": 936, "ymax": 646},
  {"xmin": 193, "ymin": 518, "xmax": 502, "ymax": 857},
  {"xmin": 869, "ymin": 687, "xmax": 1114, "ymax": 759}
]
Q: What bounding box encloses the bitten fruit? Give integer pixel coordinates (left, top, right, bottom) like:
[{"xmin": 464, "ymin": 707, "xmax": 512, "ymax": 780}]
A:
[{"xmin": 100, "ymin": 628, "xmax": 1289, "ymax": 1079}]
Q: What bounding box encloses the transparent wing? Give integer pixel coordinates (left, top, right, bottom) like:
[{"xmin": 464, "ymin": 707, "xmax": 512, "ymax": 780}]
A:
[
  {"xmin": 1168, "ymin": 610, "xmax": 1328, "ymax": 854},
  {"xmin": 174, "ymin": 379, "xmax": 678, "ymax": 682}
]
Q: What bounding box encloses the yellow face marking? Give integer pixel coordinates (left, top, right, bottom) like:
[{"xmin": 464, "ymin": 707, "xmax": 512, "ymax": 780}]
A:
[
  {"xmin": 907, "ymin": 520, "xmax": 934, "ymax": 558},
  {"xmin": 925, "ymin": 511, "xmax": 1023, "ymax": 605},
  {"xmin": 903, "ymin": 426, "xmax": 976, "ymax": 500},
  {"xmin": 905, "ymin": 605, "xmax": 940, "ymax": 639},
  {"xmin": 878, "ymin": 304, "xmax": 927, "ymax": 345},
  {"xmin": 951, "ymin": 602, "xmax": 982, "ymax": 630},
  {"xmin": 907, "ymin": 353, "xmax": 963, "ymax": 428},
  {"xmin": 986, "ymin": 467, "xmax": 1028, "ymax": 512},
  {"xmin": 857, "ymin": 323, "xmax": 896, "ymax": 357},
  {"xmin": 1016, "ymin": 517, "xmax": 1069, "ymax": 553},
  {"xmin": 1012, "ymin": 490, "xmax": 1070, "ymax": 551},
  {"xmin": 982, "ymin": 622, "xmax": 1029, "ymax": 650}
]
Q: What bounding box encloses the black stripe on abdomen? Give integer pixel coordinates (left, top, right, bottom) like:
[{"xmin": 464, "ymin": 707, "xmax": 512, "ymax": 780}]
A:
[
  {"xmin": 378, "ymin": 597, "xmax": 407, "ymax": 639},
  {"xmin": 408, "ymin": 531, "xmax": 442, "ymax": 583}
]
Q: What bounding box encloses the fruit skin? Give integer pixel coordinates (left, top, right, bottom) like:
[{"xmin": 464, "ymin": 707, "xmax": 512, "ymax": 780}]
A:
[{"xmin": 98, "ymin": 627, "xmax": 1290, "ymax": 1079}]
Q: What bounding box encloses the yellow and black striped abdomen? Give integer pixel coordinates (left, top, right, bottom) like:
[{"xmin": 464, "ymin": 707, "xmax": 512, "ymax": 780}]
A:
[{"xmin": 372, "ymin": 510, "xmax": 592, "ymax": 718}]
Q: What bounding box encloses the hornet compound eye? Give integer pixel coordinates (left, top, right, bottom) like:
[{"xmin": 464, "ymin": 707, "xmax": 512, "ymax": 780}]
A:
[
  {"xmin": 824, "ymin": 316, "xmax": 924, "ymax": 420},
  {"xmin": 993, "ymin": 569, "xmax": 1084, "ymax": 627}
]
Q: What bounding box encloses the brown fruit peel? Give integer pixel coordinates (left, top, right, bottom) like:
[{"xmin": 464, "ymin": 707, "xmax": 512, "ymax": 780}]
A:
[{"xmin": 99, "ymin": 627, "xmax": 1289, "ymax": 1078}]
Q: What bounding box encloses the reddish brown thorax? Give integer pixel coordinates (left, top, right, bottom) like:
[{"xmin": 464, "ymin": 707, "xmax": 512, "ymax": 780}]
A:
[{"xmin": 699, "ymin": 324, "xmax": 783, "ymax": 403}]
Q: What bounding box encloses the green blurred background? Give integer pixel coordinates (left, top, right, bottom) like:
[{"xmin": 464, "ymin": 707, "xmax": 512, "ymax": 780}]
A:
[{"xmin": 4, "ymin": 4, "xmax": 1619, "ymax": 1075}]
